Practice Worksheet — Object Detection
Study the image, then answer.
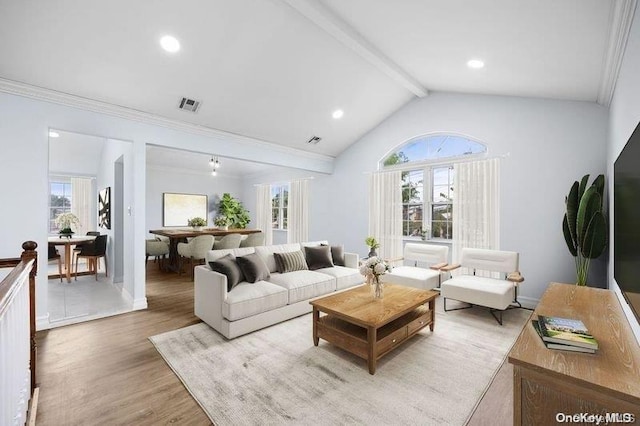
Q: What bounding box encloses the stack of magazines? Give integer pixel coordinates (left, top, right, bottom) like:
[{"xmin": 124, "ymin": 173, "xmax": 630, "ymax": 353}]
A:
[{"xmin": 531, "ymin": 315, "xmax": 598, "ymax": 354}]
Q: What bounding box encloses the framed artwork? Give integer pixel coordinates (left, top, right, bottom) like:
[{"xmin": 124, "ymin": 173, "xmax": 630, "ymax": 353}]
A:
[
  {"xmin": 99, "ymin": 187, "xmax": 111, "ymax": 229},
  {"xmin": 163, "ymin": 193, "xmax": 208, "ymax": 227}
]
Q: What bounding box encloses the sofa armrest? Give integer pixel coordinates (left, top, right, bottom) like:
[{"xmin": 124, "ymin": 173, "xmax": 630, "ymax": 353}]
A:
[
  {"xmin": 194, "ymin": 265, "xmax": 229, "ymax": 331},
  {"xmin": 343, "ymin": 252, "xmax": 359, "ymax": 269},
  {"xmin": 440, "ymin": 263, "xmax": 461, "ymax": 272},
  {"xmin": 430, "ymin": 262, "xmax": 448, "ymax": 270},
  {"xmin": 507, "ymin": 271, "xmax": 524, "ymax": 283}
]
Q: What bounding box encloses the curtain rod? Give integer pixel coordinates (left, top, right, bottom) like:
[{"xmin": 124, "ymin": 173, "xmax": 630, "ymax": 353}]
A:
[{"xmin": 253, "ymin": 176, "xmax": 315, "ymax": 187}]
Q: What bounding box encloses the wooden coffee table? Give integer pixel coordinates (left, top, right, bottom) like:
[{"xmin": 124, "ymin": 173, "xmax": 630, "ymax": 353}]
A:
[{"xmin": 310, "ymin": 283, "xmax": 439, "ymax": 374}]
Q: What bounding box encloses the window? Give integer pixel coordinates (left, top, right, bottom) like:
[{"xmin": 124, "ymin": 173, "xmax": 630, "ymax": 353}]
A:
[
  {"xmin": 50, "ymin": 180, "xmax": 72, "ymax": 233},
  {"xmin": 383, "ymin": 134, "xmax": 485, "ymax": 240},
  {"xmin": 271, "ymin": 184, "xmax": 289, "ymax": 230}
]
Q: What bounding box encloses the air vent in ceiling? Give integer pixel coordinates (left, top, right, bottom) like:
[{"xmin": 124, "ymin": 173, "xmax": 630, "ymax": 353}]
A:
[
  {"xmin": 307, "ymin": 136, "xmax": 322, "ymax": 145},
  {"xmin": 178, "ymin": 97, "xmax": 201, "ymax": 113}
]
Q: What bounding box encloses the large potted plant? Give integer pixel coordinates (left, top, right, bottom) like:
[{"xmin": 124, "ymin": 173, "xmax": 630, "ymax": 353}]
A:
[
  {"xmin": 562, "ymin": 174, "xmax": 607, "ymax": 286},
  {"xmin": 218, "ymin": 193, "xmax": 251, "ymax": 229}
]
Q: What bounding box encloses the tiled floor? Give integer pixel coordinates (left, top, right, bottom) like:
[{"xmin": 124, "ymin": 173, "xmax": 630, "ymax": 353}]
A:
[{"xmin": 47, "ymin": 262, "xmax": 132, "ymax": 326}]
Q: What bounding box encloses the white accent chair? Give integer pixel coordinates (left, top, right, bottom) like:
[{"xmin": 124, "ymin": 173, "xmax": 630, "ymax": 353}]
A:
[
  {"xmin": 178, "ymin": 235, "xmax": 215, "ymax": 279},
  {"xmin": 386, "ymin": 243, "xmax": 449, "ymax": 290},
  {"xmin": 439, "ymin": 248, "xmax": 524, "ymax": 325}
]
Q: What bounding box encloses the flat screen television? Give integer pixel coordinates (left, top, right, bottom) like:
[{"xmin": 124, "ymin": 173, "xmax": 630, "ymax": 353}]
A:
[{"xmin": 614, "ymin": 120, "xmax": 640, "ymax": 328}]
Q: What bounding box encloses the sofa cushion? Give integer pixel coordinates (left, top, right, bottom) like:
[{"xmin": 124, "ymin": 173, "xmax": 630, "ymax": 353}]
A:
[
  {"xmin": 236, "ymin": 253, "xmax": 270, "ymax": 283},
  {"xmin": 386, "ymin": 266, "xmax": 443, "ymax": 290},
  {"xmin": 206, "ymin": 247, "xmax": 255, "ymax": 263},
  {"xmin": 440, "ymin": 275, "xmax": 514, "ymax": 310},
  {"xmin": 255, "ymin": 243, "xmax": 301, "ymax": 273},
  {"xmin": 330, "ymin": 245, "xmax": 345, "ymax": 266},
  {"xmin": 268, "ymin": 270, "xmax": 336, "ymax": 303},
  {"xmin": 304, "ymin": 246, "xmax": 334, "ymax": 270},
  {"xmin": 316, "ymin": 266, "xmax": 362, "ymax": 290},
  {"xmin": 208, "ymin": 254, "xmax": 245, "ymax": 291},
  {"xmin": 274, "ymin": 250, "xmax": 309, "ymax": 273},
  {"xmin": 222, "ymin": 281, "xmax": 289, "ymax": 321}
]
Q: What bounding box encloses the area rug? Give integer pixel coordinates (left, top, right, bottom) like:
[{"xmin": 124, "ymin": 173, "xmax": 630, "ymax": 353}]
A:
[{"xmin": 150, "ymin": 299, "xmax": 530, "ymax": 425}]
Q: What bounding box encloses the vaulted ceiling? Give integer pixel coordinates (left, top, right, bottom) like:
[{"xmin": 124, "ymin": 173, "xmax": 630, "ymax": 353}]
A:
[{"xmin": 0, "ymin": 0, "xmax": 629, "ymax": 157}]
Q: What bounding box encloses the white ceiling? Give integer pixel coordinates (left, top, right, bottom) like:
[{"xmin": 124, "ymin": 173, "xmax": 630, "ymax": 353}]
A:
[{"xmin": 0, "ymin": 0, "xmax": 624, "ymax": 157}]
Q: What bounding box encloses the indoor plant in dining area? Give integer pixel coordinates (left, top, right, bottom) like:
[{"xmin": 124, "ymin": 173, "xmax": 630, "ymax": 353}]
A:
[
  {"xmin": 188, "ymin": 217, "xmax": 207, "ymax": 231},
  {"xmin": 55, "ymin": 212, "xmax": 80, "ymax": 238},
  {"xmin": 218, "ymin": 193, "xmax": 251, "ymax": 229},
  {"xmin": 214, "ymin": 215, "xmax": 231, "ymax": 231},
  {"xmin": 360, "ymin": 257, "xmax": 392, "ymax": 299},
  {"xmin": 562, "ymin": 174, "xmax": 608, "ymax": 286}
]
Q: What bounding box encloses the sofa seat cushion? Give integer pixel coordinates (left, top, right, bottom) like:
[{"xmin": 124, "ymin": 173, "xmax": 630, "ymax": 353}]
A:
[
  {"xmin": 267, "ymin": 270, "xmax": 336, "ymax": 304},
  {"xmin": 222, "ymin": 281, "xmax": 289, "ymax": 321},
  {"xmin": 316, "ymin": 266, "xmax": 362, "ymax": 290},
  {"xmin": 387, "ymin": 266, "xmax": 442, "ymax": 290},
  {"xmin": 440, "ymin": 276, "xmax": 514, "ymax": 310}
]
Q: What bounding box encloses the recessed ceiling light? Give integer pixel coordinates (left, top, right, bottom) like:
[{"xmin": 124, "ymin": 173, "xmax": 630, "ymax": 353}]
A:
[
  {"xmin": 332, "ymin": 109, "xmax": 344, "ymax": 119},
  {"xmin": 160, "ymin": 35, "xmax": 180, "ymax": 53},
  {"xmin": 49, "ymin": 131, "xmax": 59, "ymax": 138},
  {"xmin": 467, "ymin": 59, "xmax": 485, "ymax": 69}
]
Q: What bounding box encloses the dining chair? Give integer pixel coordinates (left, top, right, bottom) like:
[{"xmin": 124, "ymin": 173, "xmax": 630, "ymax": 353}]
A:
[
  {"xmin": 239, "ymin": 232, "xmax": 265, "ymax": 248},
  {"xmin": 74, "ymin": 234, "xmax": 108, "ymax": 280},
  {"xmin": 48, "ymin": 245, "xmax": 62, "ymax": 282},
  {"xmin": 177, "ymin": 235, "xmax": 215, "ymax": 279},
  {"xmin": 213, "ymin": 234, "xmax": 242, "ymax": 250},
  {"xmin": 73, "ymin": 231, "xmax": 101, "ymax": 262}
]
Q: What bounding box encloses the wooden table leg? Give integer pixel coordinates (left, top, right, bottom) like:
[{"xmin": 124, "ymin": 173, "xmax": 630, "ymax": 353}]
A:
[
  {"xmin": 313, "ymin": 308, "xmax": 319, "ymax": 346},
  {"xmin": 64, "ymin": 243, "xmax": 72, "ymax": 283},
  {"xmin": 429, "ymin": 298, "xmax": 436, "ymax": 331},
  {"xmin": 367, "ymin": 326, "xmax": 377, "ymax": 375}
]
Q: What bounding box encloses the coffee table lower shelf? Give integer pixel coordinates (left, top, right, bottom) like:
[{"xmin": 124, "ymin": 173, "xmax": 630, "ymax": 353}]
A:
[{"xmin": 315, "ymin": 305, "xmax": 433, "ymax": 374}]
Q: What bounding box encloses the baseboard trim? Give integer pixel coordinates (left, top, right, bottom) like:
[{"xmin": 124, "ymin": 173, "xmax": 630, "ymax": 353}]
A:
[
  {"xmin": 517, "ymin": 296, "xmax": 539, "ymax": 310},
  {"xmin": 132, "ymin": 297, "xmax": 148, "ymax": 310},
  {"xmin": 36, "ymin": 314, "xmax": 50, "ymax": 331}
]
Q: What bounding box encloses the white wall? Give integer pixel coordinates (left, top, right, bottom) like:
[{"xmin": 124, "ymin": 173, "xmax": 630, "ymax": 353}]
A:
[
  {"xmin": 146, "ymin": 166, "xmax": 244, "ymax": 230},
  {"xmin": 97, "ymin": 139, "xmax": 134, "ymax": 296},
  {"xmin": 246, "ymin": 92, "xmax": 608, "ymax": 306},
  {"xmin": 0, "ymin": 91, "xmax": 326, "ymax": 328},
  {"xmin": 607, "ymin": 3, "xmax": 640, "ymax": 344}
]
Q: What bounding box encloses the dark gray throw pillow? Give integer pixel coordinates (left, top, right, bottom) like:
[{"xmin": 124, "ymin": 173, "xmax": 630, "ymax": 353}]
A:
[
  {"xmin": 208, "ymin": 254, "xmax": 245, "ymax": 291},
  {"xmin": 236, "ymin": 252, "xmax": 271, "ymax": 283},
  {"xmin": 321, "ymin": 243, "xmax": 345, "ymax": 266},
  {"xmin": 304, "ymin": 246, "xmax": 334, "ymax": 270},
  {"xmin": 273, "ymin": 250, "xmax": 309, "ymax": 273}
]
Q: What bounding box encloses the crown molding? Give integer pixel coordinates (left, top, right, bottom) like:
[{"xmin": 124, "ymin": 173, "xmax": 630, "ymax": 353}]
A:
[
  {"xmin": 0, "ymin": 78, "xmax": 335, "ymax": 164},
  {"xmin": 282, "ymin": 0, "xmax": 427, "ymax": 98},
  {"xmin": 598, "ymin": 0, "xmax": 637, "ymax": 106}
]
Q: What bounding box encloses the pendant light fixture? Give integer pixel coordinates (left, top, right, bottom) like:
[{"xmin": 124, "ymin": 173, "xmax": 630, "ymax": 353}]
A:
[{"xmin": 209, "ymin": 155, "xmax": 220, "ymax": 176}]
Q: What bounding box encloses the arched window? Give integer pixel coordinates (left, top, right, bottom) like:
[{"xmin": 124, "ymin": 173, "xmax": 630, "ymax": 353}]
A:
[{"xmin": 381, "ymin": 134, "xmax": 487, "ymax": 240}]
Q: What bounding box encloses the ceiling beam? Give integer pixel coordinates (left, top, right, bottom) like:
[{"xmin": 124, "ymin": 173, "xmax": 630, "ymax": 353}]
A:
[
  {"xmin": 282, "ymin": 0, "xmax": 428, "ymax": 98},
  {"xmin": 598, "ymin": 0, "xmax": 637, "ymax": 106}
]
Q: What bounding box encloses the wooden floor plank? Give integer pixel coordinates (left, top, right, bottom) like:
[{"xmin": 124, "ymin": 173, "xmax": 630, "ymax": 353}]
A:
[{"xmin": 36, "ymin": 263, "xmax": 513, "ymax": 425}]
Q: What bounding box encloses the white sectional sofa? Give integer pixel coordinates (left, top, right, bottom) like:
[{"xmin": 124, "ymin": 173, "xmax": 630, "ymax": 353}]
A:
[{"xmin": 194, "ymin": 241, "xmax": 361, "ymax": 339}]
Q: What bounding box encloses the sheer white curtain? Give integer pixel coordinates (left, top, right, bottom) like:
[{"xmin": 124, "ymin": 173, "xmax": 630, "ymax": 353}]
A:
[
  {"xmin": 255, "ymin": 184, "xmax": 273, "ymax": 246},
  {"xmin": 288, "ymin": 179, "xmax": 309, "ymax": 243},
  {"xmin": 452, "ymin": 158, "xmax": 500, "ymax": 264},
  {"xmin": 368, "ymin": 171, "xmax": 403, "ymax": 261},
  {"xmin": 71, "ymin": 177, "xmax": 93, "ymax": 235}
]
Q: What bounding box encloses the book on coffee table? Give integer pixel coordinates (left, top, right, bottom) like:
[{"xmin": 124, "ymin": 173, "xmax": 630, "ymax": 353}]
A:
[{"xmin": 531, "ymin": 320, "xmax": 596, "ymax": 353}]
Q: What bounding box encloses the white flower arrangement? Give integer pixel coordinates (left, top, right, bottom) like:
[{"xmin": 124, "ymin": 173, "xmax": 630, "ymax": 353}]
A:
[
  {"xmin": 359, "ymin": 256, "xmax": 392, "ymax": 281},
  {"xmin": 54, "ymin": 212, "xmax": 80, "ymax": 232}
]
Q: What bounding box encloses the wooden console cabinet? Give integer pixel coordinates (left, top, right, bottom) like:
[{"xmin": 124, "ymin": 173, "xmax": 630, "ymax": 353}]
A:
[{"xmin": 508, "ymin": 283, "xmax": 640, "ymax": 425}]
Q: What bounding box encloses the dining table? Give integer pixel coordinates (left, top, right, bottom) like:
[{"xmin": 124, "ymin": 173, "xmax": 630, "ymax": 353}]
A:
[
  {"xmin": 48, "ymin": 235, "xmax": 96, "ymax": 283},
  {"xmin": 148, "ymin": 228, "xmax": 261, "ymax": 272}
]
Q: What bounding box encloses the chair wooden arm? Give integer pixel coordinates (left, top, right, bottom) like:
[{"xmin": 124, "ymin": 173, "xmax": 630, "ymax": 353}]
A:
[
  {"xmin": 429, "ymin": 262, "xmax": 448, "ymax": 270},
  {"xmin": 440, "ymin": 263, "xmax": 461, "ymax": 272},
  {"xmin": 385, "ymin": 257, "xmax": 404, "ymax": 264},
  {"xmin": 507, "ymin": 271, "xmax": 524, "ymax": 283}
]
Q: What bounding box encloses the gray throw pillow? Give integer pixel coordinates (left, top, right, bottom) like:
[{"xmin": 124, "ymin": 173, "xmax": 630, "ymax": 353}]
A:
[
  {"xmin": 236, "ymin": 253, "xmax": 271, "ymax": 283},
  {"xmin": 208, "ymin": 254, "xmax": 245, "ymax": 291},
  {"xmin": 321, "ymin": 243, "xmax": 345, "ymax": 266},
  {"xmin": 304, "ymin": 246, "xmax": 334, "ymax": 270},
  {"xmin": 273, "ymin": 250, "xmax": 309, "ymax": 273}
]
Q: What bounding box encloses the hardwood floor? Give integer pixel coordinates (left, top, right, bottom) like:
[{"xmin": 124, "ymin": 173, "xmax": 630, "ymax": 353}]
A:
[
  {"xmin": 36, "ymin": 264, "xmax": 210, "ymax": 425},
  {"xmin": 36, "ymin": 263, "xmax": 513, "ymax": 425}
]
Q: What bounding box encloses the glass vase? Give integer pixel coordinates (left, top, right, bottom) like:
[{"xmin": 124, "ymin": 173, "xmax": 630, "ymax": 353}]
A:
[{"xmin": 370, "ymin": 275, "xmax": 384, "ymax": 299}]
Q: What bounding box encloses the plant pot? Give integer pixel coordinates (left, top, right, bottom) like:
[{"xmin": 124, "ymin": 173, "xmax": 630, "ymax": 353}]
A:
[
  {"xmin": 367, "ymin": 249, "xmax": 378, "ymax": 258},
  {"xmin": 192, "ymin": 226, "xmax": 203, "ymax": 232},
  {"xmin": 59, "ymin": 229, "xmax": 74, "ymax": 239},
  {"xmin": 218, "ymin": 225, "xmax": 229, "ymax": 231}
]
